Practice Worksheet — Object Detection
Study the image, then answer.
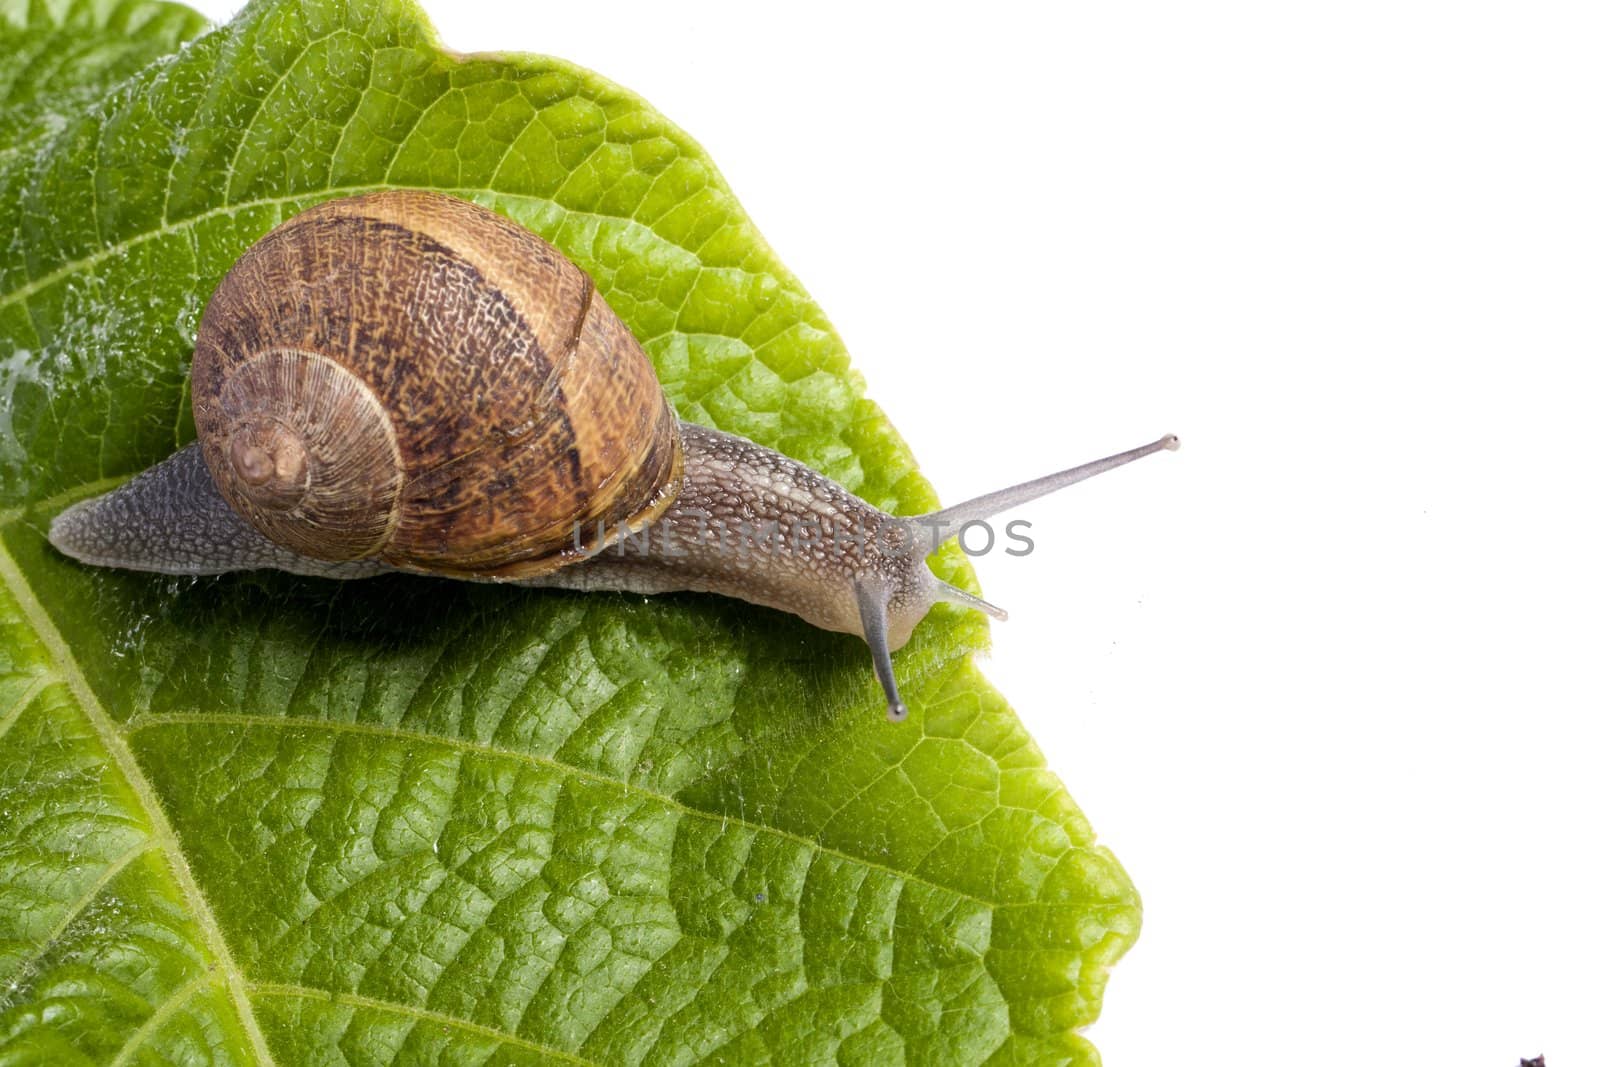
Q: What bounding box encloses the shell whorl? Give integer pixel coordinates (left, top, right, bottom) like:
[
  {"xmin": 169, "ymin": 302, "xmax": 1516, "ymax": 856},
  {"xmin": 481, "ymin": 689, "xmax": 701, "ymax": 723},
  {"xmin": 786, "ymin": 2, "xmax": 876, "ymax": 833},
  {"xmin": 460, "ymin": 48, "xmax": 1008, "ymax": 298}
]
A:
[
  {"xmin": 206, "ymin": 349, "xmax": 402, "ymax": 560},
  {"xmin": 190, "ymin": 190, "xmax": 683, "ymax": 577}
]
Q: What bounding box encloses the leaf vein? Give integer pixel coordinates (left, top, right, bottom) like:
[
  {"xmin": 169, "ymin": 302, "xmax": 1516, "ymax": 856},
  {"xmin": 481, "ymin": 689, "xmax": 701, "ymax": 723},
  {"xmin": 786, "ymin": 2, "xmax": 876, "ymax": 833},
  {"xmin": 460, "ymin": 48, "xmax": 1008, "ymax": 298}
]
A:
[
  {"xmin": 105, "ymin": 968, "xmax": 219, "ymax": 1067},
  {"xmin": 127, "ymin": 709, "xmax": 1007, "ymax": 909},
  {"xmin": 0, "ymin": 672, "xmax": 52, "ymax": 743},
  {"xmin": 249, "ymin": 980, "xmax": 600, "ymax": 1066},
  {"xmin": 0, "ymin": 835, "xmax": 166, "ymax": 990}
]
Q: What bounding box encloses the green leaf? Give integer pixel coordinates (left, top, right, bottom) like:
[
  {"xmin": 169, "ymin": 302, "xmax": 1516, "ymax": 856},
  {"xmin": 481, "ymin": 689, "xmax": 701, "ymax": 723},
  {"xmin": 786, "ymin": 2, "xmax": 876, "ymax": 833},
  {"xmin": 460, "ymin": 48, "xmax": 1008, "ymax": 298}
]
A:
[
  {"xmin": 0, "ymin": 0, "xmax": 208, "ymax": 157},
  {"xmin": 0, "ymin": 0, "xmax": 1140, "ymax": 1062}
]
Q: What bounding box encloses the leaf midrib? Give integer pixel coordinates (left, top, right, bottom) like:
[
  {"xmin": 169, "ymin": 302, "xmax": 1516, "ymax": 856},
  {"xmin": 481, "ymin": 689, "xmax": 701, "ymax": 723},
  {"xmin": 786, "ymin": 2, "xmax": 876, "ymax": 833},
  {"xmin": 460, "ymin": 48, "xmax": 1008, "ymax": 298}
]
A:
[{"xmin": 0, "ymin": 538, "xmax": 279, "ymax": 1067}]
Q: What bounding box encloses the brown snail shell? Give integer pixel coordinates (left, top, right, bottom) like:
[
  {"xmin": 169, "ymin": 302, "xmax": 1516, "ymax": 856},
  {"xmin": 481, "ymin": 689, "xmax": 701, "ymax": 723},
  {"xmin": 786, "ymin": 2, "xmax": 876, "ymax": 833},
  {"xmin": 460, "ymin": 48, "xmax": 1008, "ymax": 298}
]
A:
[{"xmin": 189, "ymin": 190, "xmax": 683, "ymax": 579}]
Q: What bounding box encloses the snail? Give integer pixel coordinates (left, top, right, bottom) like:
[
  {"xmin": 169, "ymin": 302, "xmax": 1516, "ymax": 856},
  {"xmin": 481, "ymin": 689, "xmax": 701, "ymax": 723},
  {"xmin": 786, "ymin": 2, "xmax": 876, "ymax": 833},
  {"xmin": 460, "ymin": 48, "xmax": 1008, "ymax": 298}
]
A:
[{"xmin": 47, "ymin": 190, "xmax": 1178, "ymax": 721}]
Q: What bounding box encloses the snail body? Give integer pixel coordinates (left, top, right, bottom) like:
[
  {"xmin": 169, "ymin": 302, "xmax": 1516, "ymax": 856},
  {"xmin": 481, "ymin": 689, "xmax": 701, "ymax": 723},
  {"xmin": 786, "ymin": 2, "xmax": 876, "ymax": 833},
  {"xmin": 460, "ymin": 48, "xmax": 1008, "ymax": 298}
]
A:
[{"xmin": 48, "ymin": 191, "xmax": 1177, "ymax": 721}]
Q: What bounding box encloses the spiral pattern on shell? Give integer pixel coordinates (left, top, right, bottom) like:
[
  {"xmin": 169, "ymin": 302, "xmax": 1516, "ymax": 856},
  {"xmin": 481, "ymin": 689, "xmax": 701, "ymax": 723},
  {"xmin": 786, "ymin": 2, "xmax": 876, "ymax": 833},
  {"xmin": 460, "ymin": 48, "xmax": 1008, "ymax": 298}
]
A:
[{"xmin": 190, "ymin": 191, "xmax": 683, "ymax": 578}]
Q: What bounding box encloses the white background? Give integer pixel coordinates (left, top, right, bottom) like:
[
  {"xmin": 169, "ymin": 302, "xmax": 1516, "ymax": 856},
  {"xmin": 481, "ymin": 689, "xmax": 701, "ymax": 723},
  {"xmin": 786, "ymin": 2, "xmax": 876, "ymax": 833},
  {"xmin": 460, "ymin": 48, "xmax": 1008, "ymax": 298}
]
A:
[{"xmin": 190, "ymin": 2, "xmax": 1600, "ymax": 1063}]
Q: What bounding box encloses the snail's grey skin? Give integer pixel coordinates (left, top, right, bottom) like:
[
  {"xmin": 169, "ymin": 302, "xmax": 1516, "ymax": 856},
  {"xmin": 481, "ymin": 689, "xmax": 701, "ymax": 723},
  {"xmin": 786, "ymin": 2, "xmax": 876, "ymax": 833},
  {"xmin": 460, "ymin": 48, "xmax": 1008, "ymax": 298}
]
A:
[
  {"xmin": 49, "ymin": 423, "xmax": 1178, "ymax": 721},
  {"xmin": 49, "ymin": 443, "xmax": 386, "ymax": 580}
]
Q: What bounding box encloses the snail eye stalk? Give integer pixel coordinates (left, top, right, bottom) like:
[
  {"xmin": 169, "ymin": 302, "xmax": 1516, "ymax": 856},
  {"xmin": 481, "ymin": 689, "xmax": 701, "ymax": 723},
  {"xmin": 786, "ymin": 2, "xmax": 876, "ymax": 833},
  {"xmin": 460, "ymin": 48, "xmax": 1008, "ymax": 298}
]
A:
[{"xmin": 915, "ymin": 434, "xmax": 1180, "ymax": 547}]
